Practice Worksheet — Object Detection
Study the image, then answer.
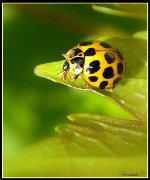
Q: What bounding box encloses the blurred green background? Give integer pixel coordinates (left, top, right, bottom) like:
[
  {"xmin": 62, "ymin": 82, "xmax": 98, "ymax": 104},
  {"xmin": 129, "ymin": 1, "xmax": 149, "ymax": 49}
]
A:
[{"xmin": 3, "ymin": 3, "xmax": 147, "ymax": 161}]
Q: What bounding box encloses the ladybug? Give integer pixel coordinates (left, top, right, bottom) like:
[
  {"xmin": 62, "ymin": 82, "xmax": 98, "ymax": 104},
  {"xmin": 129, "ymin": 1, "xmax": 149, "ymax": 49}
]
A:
[{"xmin": 61, "ymin": 40, "xmax": 125, "ymax": 89}]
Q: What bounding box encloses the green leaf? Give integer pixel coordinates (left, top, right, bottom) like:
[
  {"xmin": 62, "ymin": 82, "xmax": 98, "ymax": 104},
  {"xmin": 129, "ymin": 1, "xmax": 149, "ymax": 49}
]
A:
[
  {"xmin": 92, "ymin": 4, "xmax": 147, "ymax": 21},
  {"xmin": 113, "ymin": 3, "xmax": 147, "ymax": 14},
  {"xmin": 34, "ymin": 37, "xmax": 147, "ymax": 121},
  {"xmin": 4, "ymin": 114, "xmax": 147, "ymax": 177},
  {"xmin": 133, "ymin": 31, "xmax": 147, "ymax": 40},
  {"xmin": 56, "ymin": 113, "xmax": 146, "ymax": 156}
]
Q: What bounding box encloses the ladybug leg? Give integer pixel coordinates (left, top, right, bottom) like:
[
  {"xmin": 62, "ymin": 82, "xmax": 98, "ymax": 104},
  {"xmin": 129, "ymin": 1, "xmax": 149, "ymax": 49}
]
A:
[
  {"xmin": 84, "ymin": 81, "xmax": 92, "ymax": 89},
  {"xmin": 72, "ymin": 74, "xmax": 79, "ymax": 81},
  {"xmin": 62, "ymin": 71, "xmax": 67, "ymax": 80},
  {"xmin": 58, "ymin": 71, "xmax": 69, "ymax": 81},
  {"xmin": 57, "ymin": 71, "xmax": 66, "ymax": 80}
]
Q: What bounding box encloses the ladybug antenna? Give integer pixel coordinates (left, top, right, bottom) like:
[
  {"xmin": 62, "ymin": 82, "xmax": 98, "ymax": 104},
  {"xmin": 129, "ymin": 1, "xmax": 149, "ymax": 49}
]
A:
[
  {"xmin": 62, "ymin": 53, "xmax": 66, "ymax": 58},
  {"xmin": 57, "ymin": 71, "xmax": 63, "ymax": 76},
  {"xmin": 57, "ymin": 71, "xmax": 73, "ymax": 81}
]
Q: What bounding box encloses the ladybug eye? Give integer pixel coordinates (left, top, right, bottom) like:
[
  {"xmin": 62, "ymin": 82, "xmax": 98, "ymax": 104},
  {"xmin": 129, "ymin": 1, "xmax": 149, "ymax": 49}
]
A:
[{"xmin": 63, "ymin": 61, "xmax": 70, "ymax": 71}]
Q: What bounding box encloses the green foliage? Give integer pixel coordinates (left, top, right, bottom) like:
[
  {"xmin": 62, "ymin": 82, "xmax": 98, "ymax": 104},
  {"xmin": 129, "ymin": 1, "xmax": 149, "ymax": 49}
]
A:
[
  {"xmin": 4, "ymin": 113, "xmax": 147, "ymax": 177},
  {"xmin": 133, "ymin": 31, "xmax": 147, "ymax": 40},
  {"xmin": 56, "ymin": 113, "xmax": 146, "ymax": 156},
  {"xmin": 92, "ymin": 4, "xmax": 147, "ymax": 20}
]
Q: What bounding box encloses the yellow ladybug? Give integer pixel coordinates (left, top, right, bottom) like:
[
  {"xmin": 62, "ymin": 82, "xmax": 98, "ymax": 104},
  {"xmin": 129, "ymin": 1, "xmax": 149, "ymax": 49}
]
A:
[{"xmin": 61, "ymin": 40, "xmax": 125, "ymax": 89}]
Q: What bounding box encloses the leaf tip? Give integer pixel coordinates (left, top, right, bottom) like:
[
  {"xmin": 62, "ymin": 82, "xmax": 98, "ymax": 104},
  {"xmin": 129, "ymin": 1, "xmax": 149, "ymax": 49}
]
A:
[
  {"xmin": 34, "ymin": 64, "xmax": 48, "ymax": 78},
  {"xmin": 67, "ymin": 114, "xmax": 75, "ymax": 121},
  {"xmin": 34, "ymin": 64, "xmax": 41, "ymax": 76}
]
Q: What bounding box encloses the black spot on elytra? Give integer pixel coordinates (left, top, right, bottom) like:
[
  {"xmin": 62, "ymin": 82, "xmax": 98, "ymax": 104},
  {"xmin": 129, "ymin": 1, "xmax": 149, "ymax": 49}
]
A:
[
  {"xmin": 100, "ymin": 42, "xmax": 111, "ymax": 48},
  {"xmin": 86, "ymin": 60, "xmax": 100, "ymax": 74},
  {"xmin": 84, "ymin": 48, "xmax": 96, "ymax": 56},
  {"xmin": 70, "ymin": 57, "xmax": 85, "ymax": 68},
  {"xmin": 103, "ymin": 67, "xmax": 114, "ymax": 79},
  {"xmin": 113, "ymin": 77, "xmax": 121, "ymax": 87},
  {"xmin": 63, "ymin": 61, "xmax": 70, "ymax": 71},
  {"xmin": 99, "ymin": 81, "xmax": 108, "ymax": 89},
  {"xmin": 104, "ymin": 52, "xmax": 115, "ymax": 64},
  {"xmin": 117, "ymin": 49, "xmax": 123, "ymax": 60},
  {"xmin": 79, "ymin": 41, "xmax": 94, "ymax": 46},
  {"xmin": 69, "ymin": 48, "xmax": 83, "ymax": 58},
  {"xmin": 88, "ymin": 76, "xmax": 98, "ymax": 82},
  {"xmin": 117, "ymin": 63, "xmax": 124, "ymax": 74}
]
